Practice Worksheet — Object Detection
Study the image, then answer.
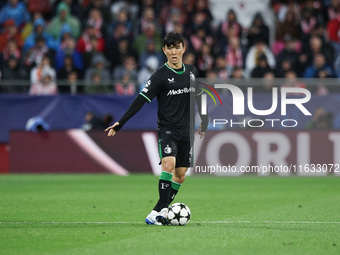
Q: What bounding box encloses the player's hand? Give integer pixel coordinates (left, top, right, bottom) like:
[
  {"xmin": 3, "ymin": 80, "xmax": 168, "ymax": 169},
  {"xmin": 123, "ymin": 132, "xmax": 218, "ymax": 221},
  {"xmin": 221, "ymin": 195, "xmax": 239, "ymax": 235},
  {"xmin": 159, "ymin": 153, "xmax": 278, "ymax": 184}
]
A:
[
  {"xmin": 198, "ymin": 124, "xmax": 205, "ymax": 139},
  {"xmin": 105, "ymin": 122, "xmax": 119, "ymax": 136}
]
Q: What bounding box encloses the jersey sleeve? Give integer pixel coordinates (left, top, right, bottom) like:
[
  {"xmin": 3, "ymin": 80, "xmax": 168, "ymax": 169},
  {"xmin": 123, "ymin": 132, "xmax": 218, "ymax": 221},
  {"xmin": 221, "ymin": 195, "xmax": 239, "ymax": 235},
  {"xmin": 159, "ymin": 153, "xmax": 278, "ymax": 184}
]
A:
[{"xmin": 139, "ymin": 71, "xmax": 163, "ymax": 103}]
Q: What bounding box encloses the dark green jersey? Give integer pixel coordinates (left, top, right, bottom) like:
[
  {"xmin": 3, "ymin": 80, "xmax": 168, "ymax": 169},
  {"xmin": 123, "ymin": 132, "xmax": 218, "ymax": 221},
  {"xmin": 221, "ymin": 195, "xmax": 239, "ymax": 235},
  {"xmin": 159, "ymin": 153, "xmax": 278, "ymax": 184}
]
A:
[{"xmin": 140, "ymin": 63, "xmax": 198, "ymax": 141}]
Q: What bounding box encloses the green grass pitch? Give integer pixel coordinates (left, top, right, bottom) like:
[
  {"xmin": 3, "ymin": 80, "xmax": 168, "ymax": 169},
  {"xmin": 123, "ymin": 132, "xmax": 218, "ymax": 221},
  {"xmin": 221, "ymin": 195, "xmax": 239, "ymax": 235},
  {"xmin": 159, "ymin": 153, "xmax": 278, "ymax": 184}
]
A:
[{"xmin": 1, "ymin": 174, "xmax": 340, "ymax": 255}]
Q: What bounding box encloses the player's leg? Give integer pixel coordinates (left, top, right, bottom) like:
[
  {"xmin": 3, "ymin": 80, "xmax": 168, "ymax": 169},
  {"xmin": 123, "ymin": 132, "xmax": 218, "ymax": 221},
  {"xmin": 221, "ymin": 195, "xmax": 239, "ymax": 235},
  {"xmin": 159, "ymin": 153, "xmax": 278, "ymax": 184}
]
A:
[
  {"xmin": 168, "ymin": 167, "xmax": 188, "ymax": 204},
  {"xmin": 145, "ymin": 138, "xmax": 177, "ymax": 225},
  {"xmin": 168, "ymin": 141, "xmax": 192, "ymax": 204},
  {"xmin": 153, "ymin": 156, "xmax": 176, "ymax": 212}
]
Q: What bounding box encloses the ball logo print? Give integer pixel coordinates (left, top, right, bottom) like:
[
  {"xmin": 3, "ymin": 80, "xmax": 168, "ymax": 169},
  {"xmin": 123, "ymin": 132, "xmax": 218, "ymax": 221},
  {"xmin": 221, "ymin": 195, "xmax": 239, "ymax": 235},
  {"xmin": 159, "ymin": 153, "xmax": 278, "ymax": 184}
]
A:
[{"xmin": 167, "ymin": 203, "xmax": 191, "ymax": 226}]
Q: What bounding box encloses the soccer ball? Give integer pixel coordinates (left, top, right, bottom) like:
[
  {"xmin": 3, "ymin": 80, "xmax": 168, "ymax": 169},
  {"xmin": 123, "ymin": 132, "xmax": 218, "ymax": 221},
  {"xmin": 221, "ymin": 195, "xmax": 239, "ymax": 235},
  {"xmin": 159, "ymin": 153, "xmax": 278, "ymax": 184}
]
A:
[{"xmin": 167, "ymin": 203, "xmax": 191, "ymax": 226}]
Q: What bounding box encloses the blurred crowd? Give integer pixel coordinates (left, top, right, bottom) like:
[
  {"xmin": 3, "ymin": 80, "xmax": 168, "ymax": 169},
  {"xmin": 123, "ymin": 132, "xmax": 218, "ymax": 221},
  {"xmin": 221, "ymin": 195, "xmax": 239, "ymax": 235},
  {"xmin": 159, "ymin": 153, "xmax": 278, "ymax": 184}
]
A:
[{"xmin": 1, "ymin": 0, "xmax": 340, "ymax": 95}]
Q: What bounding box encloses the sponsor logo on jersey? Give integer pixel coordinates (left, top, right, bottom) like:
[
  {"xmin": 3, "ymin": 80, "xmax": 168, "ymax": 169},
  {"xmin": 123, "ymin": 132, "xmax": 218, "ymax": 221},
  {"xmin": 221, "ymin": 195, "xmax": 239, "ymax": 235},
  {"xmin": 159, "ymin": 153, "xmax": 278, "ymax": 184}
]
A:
[
  {"xmin": 168, "ymin": 78, "xmax": 175, "ymax": 83},
  {"xmin": 142, "ymin": 80, "xmax": 151, "ymax": 93},
  {"xmin": 164, "ymin": 145, "xmax": 172, "ymax": 154},
  {"xmin": 167, "ymin": 87, "xmax": 195, "ymax": 96}
]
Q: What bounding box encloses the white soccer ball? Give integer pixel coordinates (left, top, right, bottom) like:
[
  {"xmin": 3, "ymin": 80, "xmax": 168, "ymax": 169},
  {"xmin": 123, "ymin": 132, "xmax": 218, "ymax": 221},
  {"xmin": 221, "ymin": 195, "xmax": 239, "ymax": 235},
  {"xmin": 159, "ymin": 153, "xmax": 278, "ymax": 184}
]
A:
[{"xmin": 167, "ymin": 203, "xmax": 191, "ymax": 226}]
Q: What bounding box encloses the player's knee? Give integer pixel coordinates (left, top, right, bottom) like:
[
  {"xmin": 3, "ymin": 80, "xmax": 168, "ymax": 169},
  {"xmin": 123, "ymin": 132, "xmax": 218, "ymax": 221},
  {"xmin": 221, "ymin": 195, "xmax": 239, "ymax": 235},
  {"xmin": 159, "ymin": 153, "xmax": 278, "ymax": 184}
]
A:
[{"xmin": 162, "ymin": 161, "xmax": 175, "ymax": 173}]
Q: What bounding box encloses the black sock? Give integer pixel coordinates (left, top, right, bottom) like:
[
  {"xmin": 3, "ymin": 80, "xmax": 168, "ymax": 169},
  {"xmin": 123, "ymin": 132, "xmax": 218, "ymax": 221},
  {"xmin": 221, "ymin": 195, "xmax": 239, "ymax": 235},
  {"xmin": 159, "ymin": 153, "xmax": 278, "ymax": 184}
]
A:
[
  {"xmin": 168, "ymin": 188, "xmax": 178, "ymax": 204},
  {"xmin": 168, "ymin": 181, "xmax": 181, "ymax": 204},
  {"xmin": 153, "ymin": 172, "xmax": 173, "ymax": 212}
]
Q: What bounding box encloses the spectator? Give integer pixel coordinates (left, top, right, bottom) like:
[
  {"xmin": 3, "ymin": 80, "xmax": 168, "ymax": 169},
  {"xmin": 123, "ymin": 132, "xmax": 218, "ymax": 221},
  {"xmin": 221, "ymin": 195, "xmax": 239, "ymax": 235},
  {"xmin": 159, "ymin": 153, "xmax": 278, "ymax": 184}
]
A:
[
  {"xmin": 281, "ymin": 70, "xmax": 307, "ymax": 91},
  {"xmin": 230, "ymin": 67, "xmax": 244, "ymax": 79},
  {"xmin": 182, "ymin": 51, "xmax": 196, "ymax": 66},
  {"xmin": 84, "ymin": 71, "xmax": 111, "ymax": 94},
  {"xmin": 21, "ymin": 12, "xmax": 43, "ymax": 42},
  {"xmin": 84, "ymin": 54, "xmax": 110, "ymax": 85},
  {"xmin": 138, "ymin": 7, "xmax": 159, "ymax": 35},
  {"xmin": 0, "ymin": 39, "xmax": 21, "ymax": 71},
  {"xmin": 298, "ymin": 34, "xmax": 334, "ymax": 74},
  {"xmin": 189, "ymin": 11, "xmax": 211, "ymax": 36},
  {"xmin": 82, "ymin": 36, "xmax": 105, "ymax": 70},
  {"xmin": 113, "ymin": 55, "xmax": 138, "ymax": 84},
  {"xmin": 110, "ymin": 0, "xmax": 139, "ymax": 22},
  {"xmin": 51, "ymin": 0, "xmax": 80, "ymax": 17},
  {"xmin": 327, "ymin": 14, "xmax": 340, "ymax": 77},
  {"xmin": 276, "ymin": 39, "xmax": 299, "ymax": 76},
  {"xmin": 164, "ymin": 8, "xmax": 184, "ymax": 35},
  {"xmin": 57, "ymin": 55, "xmax": 81, "ymax": 81},
  {"xmin": 300, "ymin": 7, "xmax": 317, "ymax": 40},
  {"xmin": 55, "ymin": 37, "xmax": 83, "ymax": 72},
  {"xmin": 275, "ymin": 58, "xmax": 293, "ymax": 78},
  {"xmin": 30, "ymin": 55, "xmax": 56, "ymax": 85},
  {"xmin": 303, "ymin": 53, "xmax": 334, "ymax": 78},
  {"xmin": 188, "ymin": 0, "xmax": 213, "ymax": 27},
  {"xmin": 107, "ymin": 8, "xmax": 132, "ymax": 40},
  {"xmin": 251, "ymin": 54, "xmax": 273, "ymax": 78},
  {"xmin": 276, "ymin": 0, "xmax": 301, "ymax": 23},
  {"xmin": 29, "ymin": 66, "xmax": 58, "ymax": 95},
  {"xmin": 262, "ymin": 72, "xmax": 276, "ymax": 92},
  {"xmin": 106, "ymin": 22, "xmax": 131, "ymax": 58},
  {"xmin": 327, "ymin": 0, "xmax": 340, "ymax": 22},
  {"xmin": 47, "ymin": 2, "xmax": 80, "ymax": 40},
  {"xmin": 86, "ymin": 8, "xmax": 106, "ymax": 37},
  {"xmin": 245, "ymin": 39, "xmax": 275, "ymax": 76},
  {"xmin": 159, "ymin": 0, "xmax": 188, "ymax": 28},
  {"xmin": 76, "ymin": 23, "xmax": 105, "ymax": 54},
  {"xmin": 219, "ymin": 9, "xmax": 242, "ymax": 40},
  {"xmin": 197, "ymin": 42, "xmax": 214, "ymax": 75},
  {"xmin": 107, "ymin": 37, "xmax": 137, "ymax": 71},
  {"xmin": 0, "ymin": 0, "xmax": 30, "ymax": 29},
  {"xmin": 225, "ymin": 36, "xmax": 244, "ymax": 75},
  {"xmin": 274, "ymin": 11, "xmax": 300, "ymax": 55},
  {"xmin": 24, "ymin": 36, "xmax": 55, "ymax": 71},
  {"xmin": 82, "ymin": 0, "xmax": 111, "ymax": 26},
  {"xmin": 1, "ymin": 56, "xmax": 28, "ymax": 93},
  {"xmin": 139, "ymin": 39, "xmax": 163, "ymax": 69},
  {"xmin": 246, "ymin": 12, "xmax": 270, "ymax": 47},
  {"xmin": 23, "ymin": 18, "xmax": 57, "ymax": 53},
  {"xmin": 115, "ymin": 71, "xmax": 138, "ymax": 95},
  {"xmin": 0, "ymin": 19, "xmax": 23, "ymax": 52},
  {"xmin": 214, "ymin": 55, "xmax": 228, "ymax": 79},
  {"xmin": 133, "ymin": 23, "xmax": 162, "ymax": 57},
  {"xmin": 138, "ymin": 56, "xmax": 159, "ymax": 89},
  {"xmin": 66, "ymin": 71, "xmax": 79, "ymax": 94},
  {"xmin": 190, "ymin": 27, "xmax": 213, "ymax": 54}
]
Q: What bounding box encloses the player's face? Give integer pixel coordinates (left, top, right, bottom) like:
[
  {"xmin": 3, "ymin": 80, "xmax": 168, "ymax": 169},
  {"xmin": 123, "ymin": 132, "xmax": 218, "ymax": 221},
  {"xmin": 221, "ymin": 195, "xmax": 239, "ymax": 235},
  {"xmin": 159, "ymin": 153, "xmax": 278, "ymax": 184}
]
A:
[{"xmin": 163, "ymin": 43, "xmax": 186, "ymax": 68}]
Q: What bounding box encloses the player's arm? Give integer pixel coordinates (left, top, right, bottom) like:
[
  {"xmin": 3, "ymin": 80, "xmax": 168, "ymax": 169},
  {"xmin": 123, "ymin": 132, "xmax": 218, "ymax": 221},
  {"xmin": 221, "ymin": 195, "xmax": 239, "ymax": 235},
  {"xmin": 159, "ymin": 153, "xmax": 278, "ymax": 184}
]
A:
[
  {"xmin": 193, "ymin": 67, "xmax": 208, "ymax": 138},
  {"xmin": 105, "ymin": 95, "xmax": 147, "ymax": 136},
  {"xmin": 105, "ymin": 73, "xmax": 163, "ymax": 136},
  {"xmin": 195, "ymin": 93, "xmax": 208, "ymax": 138}
]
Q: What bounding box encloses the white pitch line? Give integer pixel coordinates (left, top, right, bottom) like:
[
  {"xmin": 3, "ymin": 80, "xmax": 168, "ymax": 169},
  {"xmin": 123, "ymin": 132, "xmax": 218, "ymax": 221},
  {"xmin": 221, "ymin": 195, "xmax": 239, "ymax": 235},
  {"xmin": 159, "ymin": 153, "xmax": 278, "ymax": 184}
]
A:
[{"xmin": 1, "ymin": 221, "xmax": 340, "ymax": 224}]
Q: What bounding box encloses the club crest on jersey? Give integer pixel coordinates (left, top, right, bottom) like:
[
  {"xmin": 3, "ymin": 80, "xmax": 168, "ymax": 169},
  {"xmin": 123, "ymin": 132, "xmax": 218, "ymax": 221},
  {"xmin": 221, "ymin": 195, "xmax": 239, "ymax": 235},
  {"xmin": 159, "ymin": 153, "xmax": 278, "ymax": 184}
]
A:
[
  {"xmin": 190, "ymin": 72, "xmax": 195, "ymax": 81},
  {"xmin": 164, "ymin": 145, "xmax": 172, "ymax": 154},
  {"xmin": 168, "ymin": 78, "xmax": 175, "ymax": 83}
]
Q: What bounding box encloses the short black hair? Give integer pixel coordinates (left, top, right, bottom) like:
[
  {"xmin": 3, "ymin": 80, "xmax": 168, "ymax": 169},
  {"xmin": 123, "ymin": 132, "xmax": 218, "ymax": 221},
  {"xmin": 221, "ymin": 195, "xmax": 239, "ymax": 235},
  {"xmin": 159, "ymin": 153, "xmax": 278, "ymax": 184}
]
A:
[{"xmin": 163, "ymin": 32, "xmax": 184, "ymax": 47}]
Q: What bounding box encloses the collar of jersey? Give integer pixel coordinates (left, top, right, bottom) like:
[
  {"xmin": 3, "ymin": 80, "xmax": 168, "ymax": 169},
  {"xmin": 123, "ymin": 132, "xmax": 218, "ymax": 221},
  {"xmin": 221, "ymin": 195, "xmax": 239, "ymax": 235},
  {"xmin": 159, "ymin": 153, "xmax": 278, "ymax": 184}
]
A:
[{"xmin": 165, "ymin": 63, "xmax": 186, "ymax": 74}]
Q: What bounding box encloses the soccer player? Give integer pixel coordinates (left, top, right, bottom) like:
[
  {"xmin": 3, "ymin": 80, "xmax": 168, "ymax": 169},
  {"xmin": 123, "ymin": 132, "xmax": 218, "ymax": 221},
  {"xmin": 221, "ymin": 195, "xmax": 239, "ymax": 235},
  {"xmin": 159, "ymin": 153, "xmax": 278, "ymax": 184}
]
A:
[{"xmin": 105, "ymin": 32, "xmax": 208, "ymax": 225}]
